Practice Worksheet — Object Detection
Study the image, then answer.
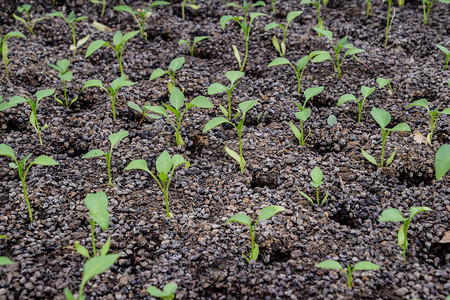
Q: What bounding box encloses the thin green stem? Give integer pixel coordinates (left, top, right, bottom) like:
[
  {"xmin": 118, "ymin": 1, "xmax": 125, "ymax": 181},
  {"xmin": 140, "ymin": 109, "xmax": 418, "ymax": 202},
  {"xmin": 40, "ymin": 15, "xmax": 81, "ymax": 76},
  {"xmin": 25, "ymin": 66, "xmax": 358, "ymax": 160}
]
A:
[
  {"xmin": 238, "ymin": 129, "xmax": 244, "ymax": 173},
  {"xmin": 21, "ymin": 179, "xmax": 33, "ymax": 222},
  {"xmin": 106, "ymin": 154, "xmax": 113, "ymax": 187},
  {"xmin": 90, "ymin": 220, "xmax": 97, "ymax": 257},
  {"xmin": 250, "ymin": 226, "xmax": 255, "ymax": 259},
  {"xmin": 300, "ymin": 120, "xmax": 305, "ymax": 146},
  {"xmin": 385, "ymin": 0, "xmax": 392, "ymax": 48},
  {"xmin": 78, "ymin": 282, "xmax": 86, "ymax": 300},
  {"xmin": 110, "ymin": 94, "xmax": 116, "ymax": 120},
  {"xmin": 241, "ymin": 34, "xmax": 249, "ymax": 72},
  {"xmin": 164, "ymin": 190, "xmax": 171, "ymax": 217},
  {"xmin": 63, "ymin": 80, "xmax": 67, "ymax": 107},
  {"xmin": 71, "ymin": 26, "xmax": 76, "ymax": 58},
  {"xmin": 366, "ymin": 0, "xmax": 370, "ymax": 17},
  {"xmin": 182, "ymin": 1, "xmax": 186, "ymax": 19},
  {"xmin": 358, "ymin": 101, "xmax": 363, "ymax": 123},
  {"xmin": 316, "ymin": 187, "xmax": 319, "ymax": 205},
  {"xmin": 101, "ymin": 0, "xmax": 105, "ymax": 17},
  {"xmin": 227, "ymin": 90, "xmax": 232, "ymax": 119},
  {"xmin": 380, "ymin": 131, "xmax": 387, "ymax": 167}
]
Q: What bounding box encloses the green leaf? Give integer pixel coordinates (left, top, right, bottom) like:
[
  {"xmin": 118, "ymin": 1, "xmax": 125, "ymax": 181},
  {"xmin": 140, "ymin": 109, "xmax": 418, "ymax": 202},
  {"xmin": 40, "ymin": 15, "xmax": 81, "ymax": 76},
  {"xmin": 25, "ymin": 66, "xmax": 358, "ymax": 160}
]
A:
[
  {"xmin": 84, "ymin": 191, "xmax": 109, "ymax": 231},
  {"xmin": 258, "ymin": 206, "xmax": 285, "ymax": 222},
  {"xmin": 147, "ymin": 283, "xmax": 177, "ymax": 299},
  {"xmin": 83, "ymin": 79, "xmax": 103, "ymax": 90},
  {"xmin": 376, "ymin": 77, "xmax": 391, "ymax": 89},
  {"xmin": 0, "ymin": 257, "xmax": 14, "ymax": 266},
  {"xmin": 111, "ymin": 76, "xmax": 136, "ymax": 90},
  {"xmin": 314, "ymin": 27, "xmax": 332, "ymax": 41},
  {"xmin": 226, "ymin": 213, "xmax": 252, "ymax": 227},
  {"xmin": 121, "ymin": 30, "xmax": 139, "ymax": 44},
  {"xmin": 220, "ymin": 15, "xmax": 235, "ymax": 30},
  {"xmin": 85, "ymin": 40, "xmax": 108, "ymax": 58},
  {"xmin": 109, "ymin": 130, "xmax": 129, "ymax": 148},
  {"xmin": 82, "ymin": 149, "xmax": 106, "ymax": 158},
  {"xmin": 178, "ymin": 39, "xmax": 188, "ymax": 46},
  {"xmin": 361, "ymin": 148, "xmax": 378, "ymax": 166},
  {"xmin": 405, "ymin": 99, "xmax": 429, "ymax": 110},
  {"xmin": 435, "ymin": 44, "xmax": 449, "ymax": 55},
  {"xmin": 149, "ymin": 68, "xmax": 166, "ymax": 81},
  {"xmin": 156, "ymin": 150, "xmax": 172, "ymax": 175},
  {"xmin": 361, "ymin": 86, "xmax": 375, "ymax": 99},
  {"xmin": 75, "ymin": 241, "xmax": 91, "ymax": 259},
  {"xmin": 193, "ymin": 36, "xmax": 210, "ymax": 44},
  {"xmin": 169, "ymin": 87, "xmax": 184, "ymax": 111},
  {"xmin": 386, "ymin": 148, "xmax": 397, "ymax": 167},
  {"xmin": 327, "ymin": 115, "xmax": 337, "ymax": 127},
  {"xmin": 370, "ymin": 107, "xmax": 391, "ymax": 129},
  {"xmin": 124, "ymin": 159, "xmax": 151, "ymax": 174},
  {"xmin": 265, "ymin": 22, "xmax": 281, "ymax": 31},
  {"xmin": 250, "ymin": 243, "xmax": 259, "ymax": 261},
  {"xmin": 81, "ymin": 254, "xmax": 120, "ymax": 286},
  {"xmin": 409, "ymin": 206, "xmax": 432, "ymax": 220},
  {"xmin": 5, "ymin": 31, "xmax": 26, "ymax": 39},
  {"xmin": 297, "ymin": 189, "xmax": 314, "ymax": 205},
  {"xmin": 0, "ymin": 144, "xmax": 16, "ymax": 159},
  {"xmin": 316, "ymin": 260, "xmax": 343, "ymax": 270},
  {"xmin": 249, "ymin": 12, "xmax": 266, "ymax": 22},
  {"xmin": 226, "ymin": 71, "xmax": 245, "ymax": 86},
  {"xmin": 289, "ymin": 121, "xmax": 301, "ymax": 141},
  {"xmin": 225, "ymin": 146, "xmax": 243, "ymax": 165},
  {"xmin": 36, "ymin": 89, "xmax": 55, "ymax": 102},
  {"xmin": 208, "ymin": 83, "xmax": 227, "ymax": 95},
  {"xmin": 389, "ymin": 123, "xmax": 410, "ymax": 132},
  {"xmin": 171, "ymin": 154, "xmax": 190, "ymax": 169},
  {"xmin": 310, "ymin": 166, "xmax": 323, "ymax": 184},
  {"xmin": 112, "ymin": 31, "xmax": 123, "ymax": 47},
  {"xmin": 252, "ymin": 1, "xmax": 266, "ymax": 6},
  {"xmin": 101, "ymin": 236, "xmax": 111, "ymax": 256},
  {"xmin": 32, "ymin": 155, "xmax": 59, "ymax": 166},
  {"xmin": 63, "ymin": 288, "xmax": 75, "ymax": 300},
  {"xmin": 311, "ymin": 52, "xmax": 331, "ymax": 62},
  {"xmin": 127, "ymin": 101, "xmax": 143, "ymax": 113},
  {"xmin": 150, "ymin": 1, "xmax": 171, "ymax": 8},
  {"xmin": 113, "ymin": 5, "xmax": 134, "ymax": 14},
  {"xmin": 337, "ymin": 94, "xmax": 356, "ymax": 106},
  {"xmin": 268, "ymin": 57, "xmax": 290, "ymax": 67},
  {"xmin": 435, "ymin": 144, "xmax": 450, "ymax": 181},
  {"xmin": 304, "ymin": 86, "xmax": 324, "ymax": 101},
  {"xmin": 345, "ymin": 48, "xmax": 364, "ymax": 56},
  {"xmin": 59, "ymin": 72, "xmax": 73, "ymax": 82},
  {"xmin": 296, "ymin": 55, "xmax": 309, "ymax": 70},
  {"xmin": 169, "ymin": 57, "xmax": 185, "ymax": 72},
  {"xmin": 287, "ymin": 10, "xmax": 303, "ymax": 23},
  {"xmin": 353, "ymin": 261, "xmax": 380, "ymax": 271},
  {"xmin": 190, "ymin": 96, "xmax": 213, "ymax": 109},
  {"xmin": 379, "ymin": 208, "xmax": 407, "ymax": 222},
  {"xmin": 294, "ymin": 108, "xmax": 311, "ymax": 121},
  {"xmin": 239, "ymin": 99, "xmax": 257, "ymax": 116},
  {"xmin": 77, "ymin": 35, "xmax": 90, "ymax": 47},
  {"xmin": 203, "ymin": 117, "xmax": 229, "ymax": 132}
]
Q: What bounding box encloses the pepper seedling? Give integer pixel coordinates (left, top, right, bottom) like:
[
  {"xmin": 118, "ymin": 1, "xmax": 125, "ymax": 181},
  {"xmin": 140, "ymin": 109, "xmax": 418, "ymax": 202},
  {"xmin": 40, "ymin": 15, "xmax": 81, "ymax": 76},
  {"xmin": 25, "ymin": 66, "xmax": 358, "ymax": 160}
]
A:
[
  {"xmin": 382, "ymin": 0, "xmax": 396, "ymax": 48},
  {"xmin": 376, "ymin": 77, "xmax": 393, "ymax": 94},
  {"xmin": 271, "ymin": 0, "xmax": 277, "ymax": 13},
  {"xmin": 316, "ymin": 260, "xmax": 380, "ymax": 289},
  {"xmin": 379, "ymin": 206, "xmax": 432, "ymax": 261},
  {"xmin": 114, "ymin": 2, "xmax": 170, "ymax": 39},
  {"xmin": 406, "ymin": 99, "xmax": 449, "ymax": 145},
  {"xmin": 1, "ymin": 31, "xmax": 26, "ymax": 77},
  {"xmin": 297, "ymin": 166, "xmax": 329, "ymax": 205},
  {"xmin": 13, "ymin": 4, "xmax": 47, "ymax": 35},
  {"xmin": 265, "ymin": 11, "xmax": 303, "ymax": 57},
  {"xmin": 435, "ymin": 44, "xmax": 449, "ymax": 70},
  {"xmin": 82, "ymin": 130, "xmax": 129, "ymax": 187},
  {"xmin": 207, "ymin": 70, "xmax": 244, "ymax": 119},
  {"xmin": 337, "ymin": 85, "xmax": 375, "ymax": 123},
  {"xmin": 127, "ymin": 101, "xmax": 161, "ymax": 126},
  {"xmin": 290, "ymin": 86, "xmax": 324, "ymax": 146},
  {"xmin": 178, "ymin": 36, "xmax": 210, "ymax": 56},
  {"xmin": 83, "ymin": 76, "xmax": 136, "ymax": 119},
  {"xmin": 226, "ymin": 206, "xmax": 285, "ymax": 263},
  {"xmin": 90, "ymin": 0, "xmax": 106, "ymax": 17},
  {"xmin": 149, "ymin": 57, "xmax": 185, "ymax": 94},
  {"xmin": 0, "ymin": 144, "xmax": 59, "ymax": 223},
  {"xmin": 144, "ymin": 87, "xmax": 212, "ymax": 147},
  {"xmin": 147, "ymin": 283, "xmax": 178, "ymax": 300},
  {"xmin": 203, "ymin": 99, "xmax": 257, "ymax": 173},
  {"xmin": 182, "ymin": 0, "xmax": 200, "ymax": 19},
  {"xmin": 85, "ymin": 30, "xmax": 139, "ymax": 76},
  {"xmin": 300, "ymin": 0, "xmax": 324, "ymax": 35},
  {"xmin": 124, "ymin": 150, "xmax": 190, "ymax": 218},
  {"xmin": 47, "ymin": 59, "xmax": 79, "ymax": 108},
  {"xmin": 423, "ymin": 0, "xmax": 449, "ymax": 26},
  {"xmin": 435, "ymin": 144, "xmax": 450, "ymax": 181}
]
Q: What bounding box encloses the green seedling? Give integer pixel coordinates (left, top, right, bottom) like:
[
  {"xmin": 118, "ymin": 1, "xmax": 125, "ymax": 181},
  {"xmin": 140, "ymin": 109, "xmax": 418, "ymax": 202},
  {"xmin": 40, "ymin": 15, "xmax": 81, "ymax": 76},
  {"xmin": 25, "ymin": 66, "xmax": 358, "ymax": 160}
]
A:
[
  {"xmin": 362, "ymin": 107, "xmax": 410, "ymax": 168},
  {"xmin": 366, "ymin": 0, "xmax": 371, "ymax": 17},
  {"xmin": 435, "ymin": 144, "xmax": 450, "ymax": 181},
  {"xmin": 46, "ymin": 11, "xmax": 89, "ymax": 58},
  {"xmin": 382, "ymin": 0, "xmax": 396, "ymax": 48},
  {"xmin": 300, "ymin": 0, "xmax": 324, "ymax": 35},
  {"xmin": 0, "ymin": 144, "xmax": 58, "ymax": 223},
  {"xmin": 149, "ymin": 57, "xmax": 185, "ymax": 94},
  {"xmin": 0, "ymin": 257, "xmax": 14, "ymax": 266},
  {"xmin": 47, "ymin": 59, "xmax": 78, "ymax": 108},
  {"xmin": 316, "ymin": 260, "xmax": 380, "ymax": 289},
  {"xmin": 264, "ymin": 10, "xmax": 303, "ymax": 57},
  {"xmin": 178, "ymin": 36, "xmax": 210, "ymax": 56},
  {"xmin": 13, "ymin": 5, "xmax": 47, "ymax": 35},
  {"xmin": 290, "ymin": 86, "xmax": 324, "ymax": 146},
  {"xmin": 327, "ymin": 115, "xmax": 337, "ymax": 127},
  {"xmin": 85, "ymin": 30, "xmax": 139, "ymax": 76},
  {"xmin": 297, "ymin": 166, "xmax": 329, "ymax": 205},
  {"xmin": 144, "ymin": 87, "xmax": 212, "ymax": 147},
  {"xmin": 1, "ymin": 31, "xmax": 26, "ymax": 77},
  {"xmin": 312, "ymin": 28, "xmax": 364, "ymax": 78},
  {"xmin": 74, "ymin": 191, "xmax": 111, "ymax": 259},
  {"xmin": 377, "ymin": 77, "xmax": 393, "ymax": 94},
  {"xmin": 423, "ymin": 0, "xmax": 450, "ymax": 26},
  {"xmin": 127, "ymin": 101, "xmax": 161, "ymax": 126},
  {"xmin": 337, "ymin": 85, "xmax": 375, "ymax": 123},
  {"xmin": 203, "ymin": 99, "xmax": 257, "ymax": 173},
  {"xmin": 379, "ymin": 206, "xmax": 432, "ymax": 261},
  {"xmin": 83, "ymin": 76, "xmax": 136, "ymax": 119},
  {"xmin": 82, "ymin": 130, "xmax": 129, "ymax": 187},
  {"xmin": 125, "ymin": 150, "xmax": 190, "ymax": 217},
  {"xmin": 63, "ymin": 253, "xmax": 119, "ymax": 300},
  {"xmin": 90, "ymin": 0, "xmax": 106, "ymax": 17},
  {"xmin": 0, "ymin": 95, "xmax": 29, "ymax": 112},
  {"xmin": 406, "ymin": 99, "xmax": 449, "ymax": 145},
  {"xmin": 208, "ymin": 70, "xmax": 244, "ymax": 119},
  {"xmin": 182, "ymin": 0, "xmax": 200, "ymax": 19},
  {"xmin": 114, "ymin": 2, "xmax": 170, "ymax": 39},
  {"xmin": 225, "ymin": 0, "xmax": 266, "ymax": 23},
  {"xmin": 226, "ymin": 205, "xmax": 285, "ymax": 263},
  {"xmin": 435, "ymin": 44, "xmax": 449, "ymax": 70},
  {"xmin": 147, "ymin": 283, "xmax": 178, "ymax": 300}
]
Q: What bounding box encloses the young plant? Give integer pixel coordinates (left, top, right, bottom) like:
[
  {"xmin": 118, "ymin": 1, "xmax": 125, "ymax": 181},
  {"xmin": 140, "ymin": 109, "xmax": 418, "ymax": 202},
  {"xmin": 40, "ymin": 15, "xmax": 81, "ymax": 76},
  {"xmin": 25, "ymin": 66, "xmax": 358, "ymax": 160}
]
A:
[
  {"xmin": 271, "ymin": 0, "xmax": 276, "ymax": 13},
  {"xmin": 207, "ymin": 70, "xmax": 244, "ymax": 119},
  {"xmin": 144, "ymin": 87, "xmax": 212, "ymax": 147},
  {"xmin": 1, "ymin": 31, "xmax": 26, "ymax": 77},
  {"xmin": 297, "ymin": 166, "xmax": 329, "ymax": 205},
  {"xmin": 423, "ymin": 0, "xmax": 450, "ymax": 26},
  {"xmin": 74, "ymin": 191, "xmax": 111, "ymax": 259},
  {"xmin": 203, "ymin": 99, "xmax": 257, "ymax": 173},
  {"xmin": 147, "ymin": 283, "xmax": 178, "ymax": 300},
  {"xmin": 47, "ymin": 59, "xmax": 78, "ymax": 108},
  {"xmin": 178, "ymin": 36, "xmax": 210, "ymax": 56},
  {"xmin": 226, "ymin": 206, "xmax": 285, "ymax": 263},
  {"xmin": 382, "ymin": 0, "xmax": 396, "ymax": 48},
  {"xmin": 85, "ymin": 30, "xmax": 139, "ymax": 76},
  {"xmin": 366, "ymin": 0, "xmax": 371, "ymax": 17},
  {"xmin": 379, "ymin": 206, "xmax": 432, "ymax": 261},
  {"xmin": 90, "ymin": 0, "xmax": 106, "ymax": 17},
  {"xmin": 13, "ymin": 4, "xmax": 47, "ymax": 35},
  {"xmin": 225, "ymin": 0, "xmax": 266, "ymax": 23},
  {"xmin": 300, "ymin": 0, "xmax": 324, "ymax": 35},
  {"xmin": 435, "ymin": 44, "xmax": 449, "ymax": 70},
  {"xmin": 0, "ymin": 95, "xmax": 29, "ymax": 112},
  {"xmin": 435, "ymin": 144, "xmax": 449, "ymax": 181},
  {"xmin": 149, "ymin": 57, "xmax": 185, "ymax": 94},
  {"xmin": 114, "ymin": 2, "xmax": 170, "ymax": 39},
  {"xmin": 82, "ymin": 130, "xmax": 129, "ymax": 187},
  {"xmin": 0, "ymin": 257, "xmax": 14, "ymax": 266},
  {"xmin": 182, "ymin": 0, "xmax": 200, "ymax": 19},
  {"xmin": 316, "ymin": 260, "xmax": 380, "ymax": 289},
  {"xmin": 0, "ymin": 144, "xmax": 59, "ymax": 223},
  {"xmin": 362, "ymin": 107, "xmax": 410, "ymax": 168},
  {"xmin": 125, "ymin": 151, "xmax": 189, "ymax": 217},
  {"xmin": 83, "ymin": 76, "xmax": 136, "ymax": 119},
  {"xmin": 63, "ymin": 253, "xmax": 119, "ymax": 300},
  {"xmin": 127, "ymin": 101, "xmax": 161, "ymax": 126},
  {"xmin": 376, "ymin": 77, "xmax": 393, "ymax": 94},
  {"xmin": 264, "ymin": 10, "xmax": 303, "ymax": 57},
  {"xmin": 312, "ymin": 28, "xmax": 364, "ymax": 78},
  {"xmin": 289, "ymin": 86, "xmax": 324, "ymax": 146},
  {"xmin": 337, "ymin": 85, "xmax": 375, "ymax": 123},
  {"xmin": 46, "ymin": 11, "xmax": 89, "ymax": 58}
]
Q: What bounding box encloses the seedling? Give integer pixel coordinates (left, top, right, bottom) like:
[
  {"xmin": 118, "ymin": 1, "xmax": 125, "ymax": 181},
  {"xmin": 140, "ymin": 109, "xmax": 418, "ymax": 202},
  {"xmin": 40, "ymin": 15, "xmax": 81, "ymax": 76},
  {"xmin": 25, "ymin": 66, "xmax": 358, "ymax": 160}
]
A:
[
  {"xmin": 316, "ymin": 260, "xmax": 380, "ymax": 289},
  {"xmin": 435, "ymin": 44, "xmax": 449, "ymax": 70},
  {"xmin": 13, "ymin": 5, "xmax": 47, "ymax": 35},
  {"xmin": 149, "ymin": 57, "xmax": 185, "ymax": 94},
  {"xmin": 382, "ymin": 0, "xmax": 396, "ymax": 48},
  {"xmin": 46, "ymin": 11, "xmax": 89, "ymax": 58},
  {"xmin": 83, "ymin": 76, "xmax": 136, "ymax": 119},
  {"xmin": 127, "ymin": 101, "xmax": 161, "ymax": 126},
  {"xmin": 271, "ymin": 0, "xmax": 276, "ymax": 12},
  {"xmin": 178, "ymin": 36, "xmax": 210, "ymax": 56},
  {"xmin": 377, "ymin": 77, "xmax": 393, "ymax": 94},
  {"xmin": 47, "ymin": 59, "xmax": 78, "ymax": 108},
  {"xmin": 290, "ymin": 86, "xmax": 324, "ymax": 146},
  {"xmin": 63, "ymin": 253, "xmax": 119, "ymax": 300},
  {"xmin": 0, "ymin": 257, "xmax": 14, "ymax": 266},
  {"xmin": 114, "ymin": 2, "xmax": 170, "ymax": 39},
  {"xmin": 182, "ymin": 0, "xmax": 200, "ymax": 19},
  {"xmin": 0, "ymin": 144, "xmax": 59, "ymax": 222},
  {"xmin": 362, "ymin": 107, "xmax": 410, "ymax": 168},
  {"xmin": 90, "ymin": 0, "xmax": 106, "ymax": 17},
  {"xmin": 226, "ymin": 206, "xmax": 285, "ymax": 263},
  {"xmin": 144, "ymin": 87, "xmax": 212, "ymax": 146},
  {"xmin": 312, "ymin": 28, "xmax": 364, "ymax": 78},
  {"xmin": 147, "ymin": 283, "xmax": 178, "ymax": 300},
  {"xmin": 379, "ymin": 206, "xmax": 432, "ymax": 261},
  {"xmin": 85, "ymin": 30, "xmax": 139, "ymax": 76},
  {"xmin": 1, "ymin": 31, "xmax": 26, "ymax": 77},
  {"xmin": 74, "ymin": 191, "xmax": 111, "ymax": 259},
  {"xmin": 297, "ymin": 166, "xmax": 329, "ymax": 205},
  {"xmin": 366, "ymin": 0, "xmax": 371, "ymax": 17},
  {"xmin": 423, "ymin": 0, "xmax": 449, "ymax": 26},
  {"xmin": 0, "ymin": 95, "xmax": 29, "ymax": 112},
  {"xmin": 203, "ymin": 99, "xmax": 257, "ymax": 173},
  {"xmin": 406, "ymin": 99, "xmax": 449, "ymax": 145},
  {"xmin": 435, "ymin": 144, "xmax": 450, "ymax": 181},
  {"xmin": 327, "ymin": 115, "xmax": 337, "ymax": 127},
  {"xmin": 264, "ymin": 11, "xmax": 303, "ymax": 57},
  {"xmin": 82, "ymin": 130, "xmax": 129, "ymax": 187},
  {"xmin": 207, "ymin": 70, "xmax": 244, "ymax": 119},
  {"xmin": 225, "ymin": 0, "xmax": 266, "ymax": 23},
  {"xmin": 300, "ymin": 0, "xmax": 324, "ymax": 35},
  {"xmin": 337, "ymin": 85, "xmax": 375, "ymax": 123},
  {"xmin": 124, "ymin": 150, "xmax": 190, "ymax": 217}
]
